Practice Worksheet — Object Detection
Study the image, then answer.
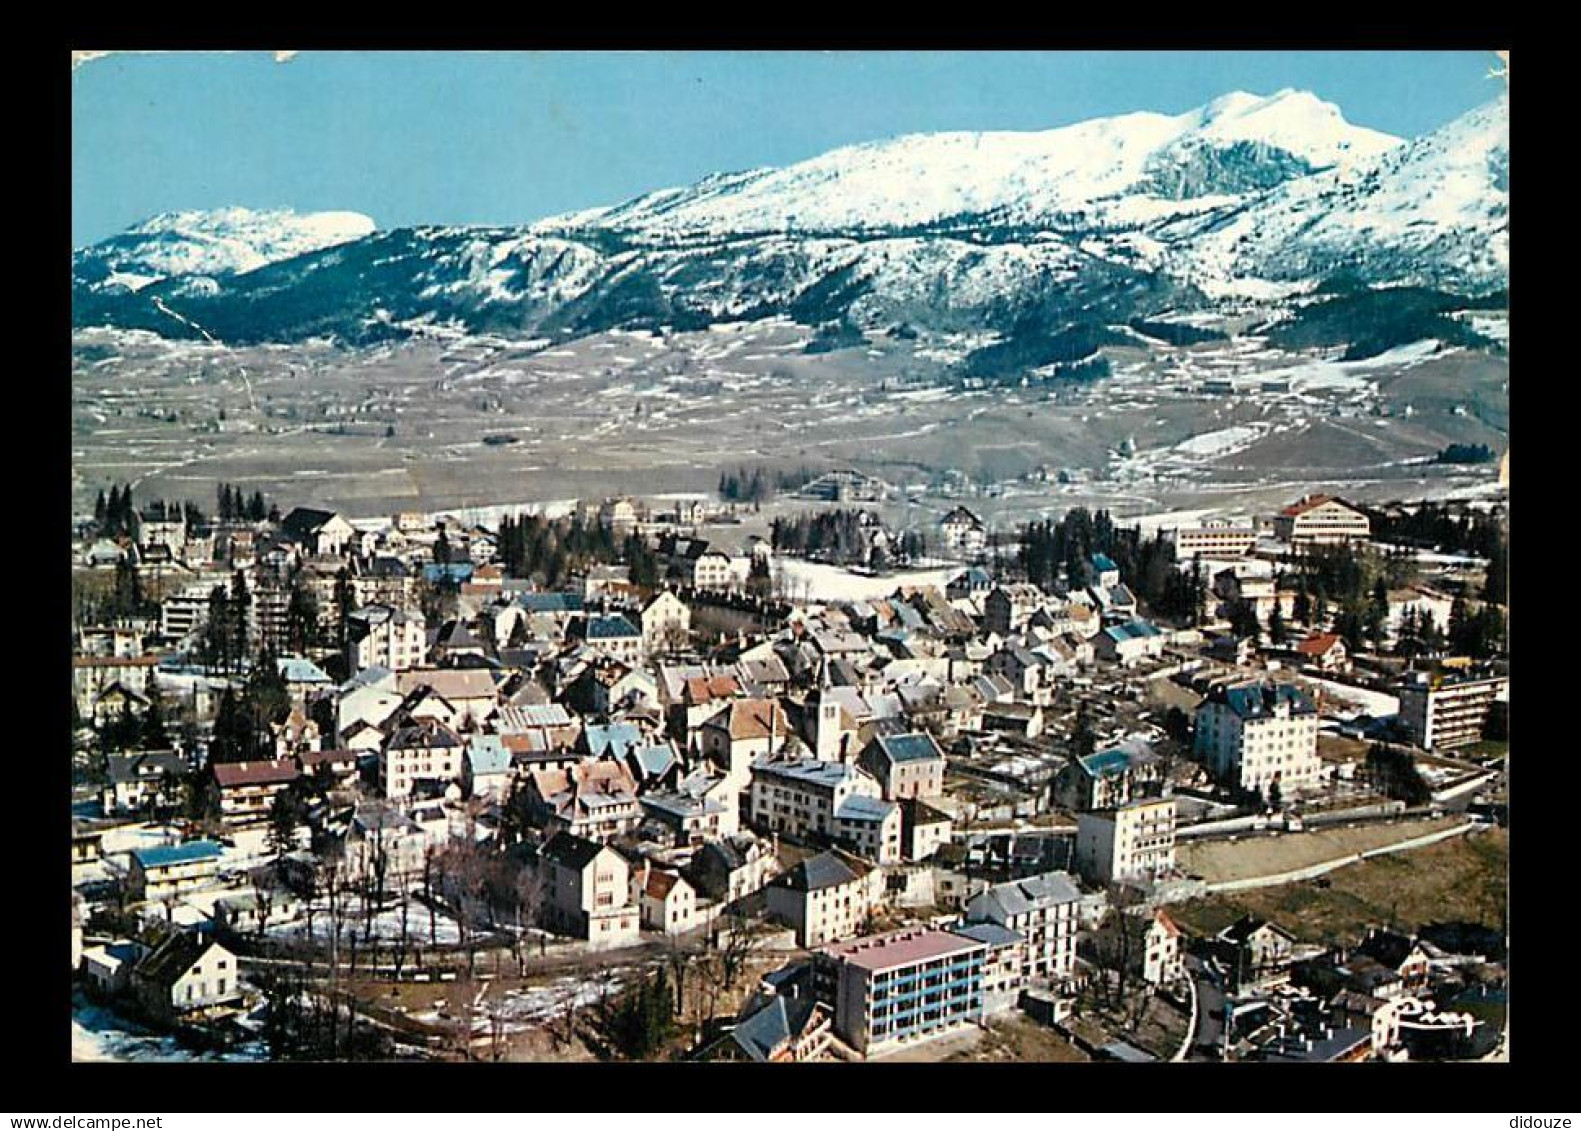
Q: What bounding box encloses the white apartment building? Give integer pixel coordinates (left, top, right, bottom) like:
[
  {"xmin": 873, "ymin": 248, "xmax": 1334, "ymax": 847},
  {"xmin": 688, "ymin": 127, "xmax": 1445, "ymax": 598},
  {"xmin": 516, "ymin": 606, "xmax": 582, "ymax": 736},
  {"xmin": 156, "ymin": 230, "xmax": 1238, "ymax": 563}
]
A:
[
  {"xmin": 380, "ymin": 720, "xmax": 465, "ymax": 799},
  {"xmin": 1398, "ymin": 672, "xmax": 1508, "ymax": 751},
  {"xmin": 1171, "ymin": 522, "xmax": 1258, "ymax": 561},
  {"xmin": 961, "ymin": 870, "xmax": 1082, "ymax": 987},
  {"xmin": 748, "ymin": 755, "xmax": 901, "ymax": 864},
  {"xmin": 346, "ymin": 604, "xmax": 427, "ymax": 673},
  {"xmin": 1075, "ymin": 797, "xmax": 1177, "ymax": 885},
  {"xmin": 765, "ymin": 850, "xmax": 885, "ymax": 947},
  {"xmin": 537, "ymin": 832, "xmax": 641, "ymax": 949},
  {"xmin": 939, "ymin": 506, "xmax": 988, "ymax": 555},
  {"xmin": 1194, "ymin": 681, "xmax": 1321, "ymax": 796}
]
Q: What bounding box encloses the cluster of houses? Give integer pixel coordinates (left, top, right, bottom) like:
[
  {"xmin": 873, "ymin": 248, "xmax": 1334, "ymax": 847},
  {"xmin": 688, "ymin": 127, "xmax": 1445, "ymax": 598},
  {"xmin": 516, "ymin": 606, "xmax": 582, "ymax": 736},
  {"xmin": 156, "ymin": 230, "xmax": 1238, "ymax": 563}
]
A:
[
  {"xmin": 1196, "ymin": 917, "xmax": 1505, "ymax": 1062},
  {"xmin": 70, "ymin": 485, "xmax": 1506, "ymax": 1060}
]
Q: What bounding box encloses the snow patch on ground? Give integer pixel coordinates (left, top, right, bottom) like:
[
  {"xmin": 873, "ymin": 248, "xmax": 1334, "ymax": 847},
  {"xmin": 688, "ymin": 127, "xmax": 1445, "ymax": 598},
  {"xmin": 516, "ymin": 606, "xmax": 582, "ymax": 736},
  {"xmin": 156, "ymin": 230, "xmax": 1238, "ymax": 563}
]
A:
[
  {"xmin": 1171, "ymin": 424, "xmax": 1263, "ymax": 457},
  {"xmin": 1302, "ymin": 676, "xmax": 1399, "ymax": 720},
  {"xmin": 775, "ymin": 559, "xmax": 960, "ymax": 602}
]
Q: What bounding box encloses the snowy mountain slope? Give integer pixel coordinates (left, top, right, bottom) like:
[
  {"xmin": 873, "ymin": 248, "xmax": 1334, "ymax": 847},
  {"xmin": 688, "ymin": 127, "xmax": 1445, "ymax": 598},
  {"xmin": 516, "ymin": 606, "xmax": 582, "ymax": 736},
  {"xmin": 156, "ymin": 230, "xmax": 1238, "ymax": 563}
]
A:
[
  {"xmin": 544, "ymin": 89, "xmax": 1399, "ymax": 238},
  {"xmin": 1166, "ymin": 93, "xmax": 1508, "ymax": 291},
  {"xmin": 70, "ymin": 91, "xmax": 1506, "ymax": 349},
  {"xmin": 73, "ymin": 207, "xmax": 377, "ymax": 293}
]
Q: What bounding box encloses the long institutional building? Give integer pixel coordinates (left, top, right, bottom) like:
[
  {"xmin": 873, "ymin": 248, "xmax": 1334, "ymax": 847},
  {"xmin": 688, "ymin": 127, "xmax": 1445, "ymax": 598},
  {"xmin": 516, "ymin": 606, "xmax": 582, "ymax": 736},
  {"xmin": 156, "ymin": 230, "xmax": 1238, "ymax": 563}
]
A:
[
  {"xmin": 1273, "ymin": 494, "xmax": 1372, "ymax": 547},
  {"xmin": 1170, "ymin": 521, "xmax": 1259, "ymax": 561},
  {"xmin": 1398, "ymin": 671, "xmax": 1509, "ymax": 751},
  {"xmin": 812, "ymin": 927, "xmax": 988, "ymax": 1055}
]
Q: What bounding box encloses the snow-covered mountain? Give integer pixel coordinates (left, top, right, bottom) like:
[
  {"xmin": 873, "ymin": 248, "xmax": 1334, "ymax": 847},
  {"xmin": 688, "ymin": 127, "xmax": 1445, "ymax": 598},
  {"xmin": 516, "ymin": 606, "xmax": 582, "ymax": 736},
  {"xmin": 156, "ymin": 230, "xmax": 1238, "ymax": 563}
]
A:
[
  {"xmin": 1166, "ymin": 92, "xmax": 1508, "ymax": 293},
  {"xmin": 553, "ymin": 89, "xmax": 1400, "ymax": 238},
  {"xmin": 70, "ymin": 91, "xmax": 1507, "ymax": 349},
  {"xmin": 73, "ymin": 207, "xmax": 377, "ymax": 293}
]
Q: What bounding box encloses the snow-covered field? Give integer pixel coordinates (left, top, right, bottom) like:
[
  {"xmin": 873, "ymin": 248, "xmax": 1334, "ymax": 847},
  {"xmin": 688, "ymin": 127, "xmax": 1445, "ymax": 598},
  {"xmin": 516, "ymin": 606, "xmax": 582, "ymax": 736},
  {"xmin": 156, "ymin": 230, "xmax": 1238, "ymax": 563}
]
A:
[
  {"xmin": 266, "ymin": 894, "xmax": 465, "ymax": 946},
  {"xmin": 773, "ymin": 559, "xmax": 961, "ymax": 602},
  {"xmin": 72, "ymin": 993, "xmax": 267, "ymax": 1063},
  {"xmin": 1169, "ymin": 424, "xmax": 1264, "ymax": 458},
  {"xmin": 488, "ymin": 967, "xmax": 637, "ymax": 1028}
]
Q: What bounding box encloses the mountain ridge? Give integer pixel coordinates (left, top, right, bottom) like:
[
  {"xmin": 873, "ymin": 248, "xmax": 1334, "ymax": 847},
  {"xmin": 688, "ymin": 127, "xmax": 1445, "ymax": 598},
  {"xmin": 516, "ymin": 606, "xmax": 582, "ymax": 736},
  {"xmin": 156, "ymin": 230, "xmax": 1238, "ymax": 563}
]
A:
[{"xmin": 71, "ymin": 91, "xmax": 1507, "ymax": 351}]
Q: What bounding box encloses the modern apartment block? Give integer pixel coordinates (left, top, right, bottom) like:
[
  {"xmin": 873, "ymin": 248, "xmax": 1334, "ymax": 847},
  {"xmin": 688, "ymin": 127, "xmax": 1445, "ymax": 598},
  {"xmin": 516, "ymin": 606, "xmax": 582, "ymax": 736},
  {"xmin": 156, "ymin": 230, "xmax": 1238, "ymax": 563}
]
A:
[
  {"xmin": 1075, "ymin": 796, "xmax": 1177, "ymax": 885},
  {"xmin": 1194, "ymin": 680, "xmax": 1321, "ymax": 796},
  {"xmin": 1171, "ymin": 522, "xmax": 1258, "ymax": 561},
  {"xmin": 1397, "ymin": 671, "xmax": 1509, "ymax": 751},
  {"xmin": 812, "ymin": 927, "xmax": 988, "ymax": 1056}
]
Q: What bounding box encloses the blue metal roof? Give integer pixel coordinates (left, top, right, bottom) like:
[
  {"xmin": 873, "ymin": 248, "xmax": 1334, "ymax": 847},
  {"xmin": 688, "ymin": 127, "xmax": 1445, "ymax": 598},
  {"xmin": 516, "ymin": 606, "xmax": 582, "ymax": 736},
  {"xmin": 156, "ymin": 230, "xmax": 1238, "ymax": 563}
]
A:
[
  {"xmin": 729, "ymin": 999, "xmax": 789, "ymax": 1061},
  {"xmin": 133, "ymin": 840, "xmax": 223, "ymax": 869},
  {"xmin": 276, "ymin": 656, "xmax": 332, "ymax": 684},
  {"xmin": 520, "ymin": 592, "xmax": 583, "ymax": 614},
  {"xmin": 1080, "ymin": 747, "xmax": 1135, "ymax": 778},
  {"xmin": 586, "ymin": 613, "xmax": 640, "ymax": 639},
  {"xmin": 584, "ymin": 721, "xmax": 644, "ymax": 758},
  {"xmin": 629, "ymin": 742, "xmax": 678, "ymax": 778},
  {"xmin": 423, "ymin": 562, "xmax": 475, "ymax": 584},
  {"xmin": 466, "ymin": 734, "xmax": 512, "ymax": 775},
  {"xmin": 1105, "ymin": 619, "xmax": 1162, "ymax": 642},
  {"xmin": 876, "ymin": 733, "xmax": 944, "ymax": 764},
  {"xmin": 1092, "ymin": 553, "xmax": 1118, "ymax": 573}
]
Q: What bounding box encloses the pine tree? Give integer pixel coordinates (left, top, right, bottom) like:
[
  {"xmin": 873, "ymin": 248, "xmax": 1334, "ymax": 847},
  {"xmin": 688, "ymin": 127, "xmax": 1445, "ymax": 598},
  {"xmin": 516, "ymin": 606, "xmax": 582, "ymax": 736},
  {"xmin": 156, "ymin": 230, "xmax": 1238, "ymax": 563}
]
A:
[
  {"xmin": 94, "ymin": 489, "xmax": 108, "ymax": 528},
  {"xmin": 210, "ymin": 687, "xmax": 246, "ymax": 762},
  {"xmin": 140, "ymin": 696, "xmax": 170, "ymax": 749},
  {"xmin": 286, "ymin": 576, "xmax": 320, "ymax": 654},
  {"xmin": 1268, "ymin": 605, "xmax": 1289, "ymax": 647},
  {"xmin": 244, "ymin": 645, "xmax": 291, "ymax": 756},
  {"xmin": 1228, "ymin": 599, "xmax": 1261, "ymax": 642},
  {"xmin": 1448, "ymin": 595, "xmax": 1470, "ymax": 655}
]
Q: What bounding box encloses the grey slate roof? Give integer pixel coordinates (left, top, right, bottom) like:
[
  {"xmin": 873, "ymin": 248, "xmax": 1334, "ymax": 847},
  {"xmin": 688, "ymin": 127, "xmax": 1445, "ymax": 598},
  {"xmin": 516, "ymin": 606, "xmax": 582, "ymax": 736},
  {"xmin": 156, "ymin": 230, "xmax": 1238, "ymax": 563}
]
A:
[
  {"xmin": 770, "ymin": 851, "xmax": 863, "ymax": 893},
  {"xmin": 965, "ymin": 870, "xmax": 1081, "ymax": 923},
  {"xmin": 135, "ymin": 930, "xmax": 222, "ymax": 990},
  {"xmin": 538, "ymin": 831, "xmax": 606, "ymax": 871},
  {"xmin": 951, "ymin": 921, "xmax": 1024, "ymax": 948},
  {"xmin": 105, "ymin": 751, "xmax": 186, "ymax": 786},
  {"xmin": 725, "ymin": 995, "xmax": 823, "ymax": 1062},
  {"xmin": 1215, "ymin": 681, "xmax": 1317, "ymax": 719}
]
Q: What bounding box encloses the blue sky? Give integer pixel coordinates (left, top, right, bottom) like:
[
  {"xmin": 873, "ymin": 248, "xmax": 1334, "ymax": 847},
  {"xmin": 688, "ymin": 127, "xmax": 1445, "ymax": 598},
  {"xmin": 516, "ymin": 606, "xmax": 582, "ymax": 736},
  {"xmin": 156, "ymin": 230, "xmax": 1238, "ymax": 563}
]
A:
[{"xmin": 72, "ymin": 50, "xmax": 1503, "ymax": 246}]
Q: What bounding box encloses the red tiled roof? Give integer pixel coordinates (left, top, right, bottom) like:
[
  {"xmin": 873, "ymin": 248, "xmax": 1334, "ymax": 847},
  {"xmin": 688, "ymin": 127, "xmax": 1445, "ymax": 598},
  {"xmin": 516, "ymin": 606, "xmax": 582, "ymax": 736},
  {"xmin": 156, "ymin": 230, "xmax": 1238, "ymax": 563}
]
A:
[
  {"xmin": 708, "ymin": 699, "xmax": 790, "ymax": 741},
  {"xmin": 213, "ymin": 760, "xmax": 301, "ymax": 788},
  {"xmin": 684, "ymin": 675, "xmax": 741, "ymax": 704},
  {"xmin": 1280, "ymin": 494, "xmax": 1360, "ymax": 518},
  {"xmin": 1296, "ymin": 633, "xmax": 1344, "ymax": 656},
  {"xmin": 645, "ymin": 870, "xmax": 688, "ymax": 900}
]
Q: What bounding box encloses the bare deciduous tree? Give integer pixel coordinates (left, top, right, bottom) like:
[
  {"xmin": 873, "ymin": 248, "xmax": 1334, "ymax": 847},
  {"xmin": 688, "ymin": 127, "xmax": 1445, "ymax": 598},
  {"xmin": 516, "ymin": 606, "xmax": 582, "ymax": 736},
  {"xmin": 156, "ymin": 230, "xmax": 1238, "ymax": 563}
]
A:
[{"xmin": 716, "ymin": 907, "xmax": 765, "ymax": 991}]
